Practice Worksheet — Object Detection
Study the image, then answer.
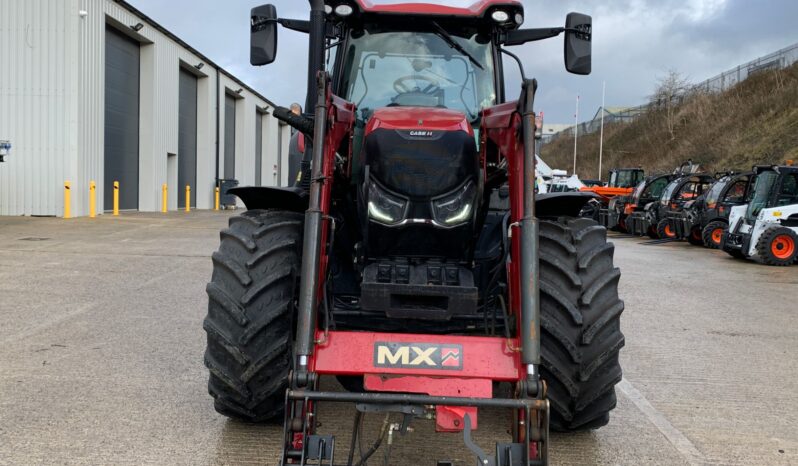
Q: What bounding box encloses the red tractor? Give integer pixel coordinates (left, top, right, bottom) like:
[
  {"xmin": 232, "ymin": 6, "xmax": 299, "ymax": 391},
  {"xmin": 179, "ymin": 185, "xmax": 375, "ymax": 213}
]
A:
[{"xmin": 204, "ymin": 2, "xmax": 624, "ymax": 465}]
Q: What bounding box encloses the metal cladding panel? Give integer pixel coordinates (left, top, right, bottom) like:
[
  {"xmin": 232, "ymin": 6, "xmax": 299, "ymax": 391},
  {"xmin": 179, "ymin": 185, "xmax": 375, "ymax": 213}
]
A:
[
  {"xmin": 0, "ymin": 0, "xmax": 79, "ymax": 216},
  {"xmin": 178, "ymin": 68, "xmax": 198, "ymax": 207},
  {"xmin": 224, "ymin": 94, "xmax": 236, "ymax": 180},
  {"xmin": 104, "ymin": 26, "xmax": 140, "ymax": 210}
]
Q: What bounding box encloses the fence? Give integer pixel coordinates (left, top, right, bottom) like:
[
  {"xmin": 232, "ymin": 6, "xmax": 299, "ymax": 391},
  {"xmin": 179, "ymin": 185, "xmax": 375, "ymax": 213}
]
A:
[{"xmin": 545, "ymin": 42, "xmax": 798, "ymax": 143}]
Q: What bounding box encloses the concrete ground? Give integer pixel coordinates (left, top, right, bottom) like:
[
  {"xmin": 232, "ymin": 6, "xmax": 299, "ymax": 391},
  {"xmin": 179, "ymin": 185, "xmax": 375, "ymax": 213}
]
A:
[{"xmin": 0, "ymin": 211, "xmax": 796, "ymax": 466}]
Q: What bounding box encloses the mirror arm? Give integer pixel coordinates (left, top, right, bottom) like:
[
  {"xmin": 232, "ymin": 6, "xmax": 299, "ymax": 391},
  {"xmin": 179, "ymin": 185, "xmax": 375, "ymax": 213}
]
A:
[
  {"xmin": 503, "ymin": 27, "xmax": 564, "ymax": 46},
  {"xmin": 277, "ymin": 18, "xmax": 339, "ymax": 39},
  {"xmin": 278, "ymin": 18, "xmax": 310, "ymax": 33},
  {"xmin": 503, "ymin": 25, "xmax": 592, "ymax": 47}
]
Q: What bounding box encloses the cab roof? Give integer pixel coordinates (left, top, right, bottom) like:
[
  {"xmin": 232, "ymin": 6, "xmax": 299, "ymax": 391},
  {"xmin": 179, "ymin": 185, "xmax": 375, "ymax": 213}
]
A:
[{"xmin": 352, "ymin": 0, "xmax": 523, "ymax": 17}]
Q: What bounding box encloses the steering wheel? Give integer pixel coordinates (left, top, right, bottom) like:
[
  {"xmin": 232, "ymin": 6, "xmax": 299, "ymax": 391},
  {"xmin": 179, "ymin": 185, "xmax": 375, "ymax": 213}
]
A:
[{"xmin": 393, "ymin": 75, "xmax": 441, "ymax": 95}]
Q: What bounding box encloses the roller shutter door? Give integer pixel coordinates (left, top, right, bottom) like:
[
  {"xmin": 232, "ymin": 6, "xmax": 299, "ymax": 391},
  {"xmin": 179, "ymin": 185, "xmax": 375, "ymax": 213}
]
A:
[
  {"xmin": 104, "ymin": 27, "xmax": 140, "ymax": 211},
  {"xmin": 178, "ymin": 69, "xmax": 198, "ymax": 208}
]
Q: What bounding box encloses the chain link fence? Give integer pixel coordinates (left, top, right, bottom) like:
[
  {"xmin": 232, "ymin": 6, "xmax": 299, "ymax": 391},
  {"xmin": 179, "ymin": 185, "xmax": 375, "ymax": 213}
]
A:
[{"xmin": 546, "ymin": 42, "xmax": 798, "ymax": 143}]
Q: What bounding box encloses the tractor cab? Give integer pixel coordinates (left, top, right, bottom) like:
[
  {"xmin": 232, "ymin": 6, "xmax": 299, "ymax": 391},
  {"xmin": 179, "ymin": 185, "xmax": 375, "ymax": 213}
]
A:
[{"xmin": 608, "ymin": 168, "xmax": 645, "ymax": 189}]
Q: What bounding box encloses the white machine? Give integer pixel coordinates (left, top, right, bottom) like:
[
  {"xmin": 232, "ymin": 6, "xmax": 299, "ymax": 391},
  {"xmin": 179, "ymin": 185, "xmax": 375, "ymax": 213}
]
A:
[{"xmin": 723, "ymin": 165, "xmax": 798, "ymax": 266}]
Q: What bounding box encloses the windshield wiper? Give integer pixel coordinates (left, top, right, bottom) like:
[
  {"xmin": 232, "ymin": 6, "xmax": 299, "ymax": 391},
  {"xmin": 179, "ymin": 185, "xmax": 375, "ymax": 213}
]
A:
[{"xmin": 431, "ymin": 22, "xmax": 484, "ymax": 70}]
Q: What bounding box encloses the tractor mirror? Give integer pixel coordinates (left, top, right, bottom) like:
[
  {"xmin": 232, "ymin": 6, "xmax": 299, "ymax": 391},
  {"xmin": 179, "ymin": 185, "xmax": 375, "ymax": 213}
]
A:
[
  {"xmin": 564, "ymin": 13, "xmax": 592, "ymax": 75},
  {"xmin": 251, "ymin": 4, "xmax": 278, "ymax": 66}
]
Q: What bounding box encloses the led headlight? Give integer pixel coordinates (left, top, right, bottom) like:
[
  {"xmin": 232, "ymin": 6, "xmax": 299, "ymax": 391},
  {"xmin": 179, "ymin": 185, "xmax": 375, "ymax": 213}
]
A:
[
  {"xmin": 432, "ymin": 181, "xmax": 477, "ymax": 227},
  {"xmin": 368, "ymin": 182, "xmax": 408, "ymax": 226},
  {"xmin": 491, "ymin": 10, "xmax": 510, "ymax": 23},
  {"xmin": 335, "ymin": 4, "xmax": 354, "ymax": 16}
]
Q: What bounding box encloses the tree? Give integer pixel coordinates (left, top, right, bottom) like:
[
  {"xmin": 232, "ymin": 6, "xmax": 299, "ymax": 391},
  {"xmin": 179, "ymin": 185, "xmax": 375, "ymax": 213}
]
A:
[{"xmin": 650, "ymin": 70, "xmax": 691, "ymax": 141}]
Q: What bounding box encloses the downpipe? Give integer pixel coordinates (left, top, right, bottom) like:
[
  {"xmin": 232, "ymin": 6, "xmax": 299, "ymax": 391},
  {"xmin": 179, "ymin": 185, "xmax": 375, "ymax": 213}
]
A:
[{"xmin": 519, "ymin": 78, "xmax": 542, "ymax": 397}]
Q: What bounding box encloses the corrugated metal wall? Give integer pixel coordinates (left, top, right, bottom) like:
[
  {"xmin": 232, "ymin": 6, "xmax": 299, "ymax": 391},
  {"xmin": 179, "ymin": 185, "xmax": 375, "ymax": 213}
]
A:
[
  {"xmin": 0, "ymin": 0, "xmax": 79, "ymax": 216},
  {"xmin": 0, "ymin": 0, "xmax": 284, "ymax": 217}
]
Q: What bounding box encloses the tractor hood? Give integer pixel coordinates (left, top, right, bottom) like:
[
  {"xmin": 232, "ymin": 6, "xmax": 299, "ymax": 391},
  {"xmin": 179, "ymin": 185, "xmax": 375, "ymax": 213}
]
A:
[
  {"xmin": 362, "ymin": 107, "xmax": 478, "ymax": 199},
  {"xmin": 364, "ymin": 107, "xmax": 474, "ymax": 136}
]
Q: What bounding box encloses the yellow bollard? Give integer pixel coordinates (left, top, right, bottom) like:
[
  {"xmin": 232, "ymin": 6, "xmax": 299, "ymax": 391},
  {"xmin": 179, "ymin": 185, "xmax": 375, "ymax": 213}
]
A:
[
  {"xmin": 64, "ymin": 181, "xmax": 71, "ymax": 219},
  {"xmin": 185, "ymin": 185, "xmax": 191, "ymax": 212},
  {"xmin": 162, "ymin": 184, "xmax": 168, "ymax": 213},
  {"xmin": 113, "ymin": 181, "xmax": 120, "ymax": 216},
  {"xmin": 89, "ymin": 181, "xmax": 96, "ymax": 218},
  {"xmin": 214, "ymin": 187, "xmax": 220, "ymax": 211}
]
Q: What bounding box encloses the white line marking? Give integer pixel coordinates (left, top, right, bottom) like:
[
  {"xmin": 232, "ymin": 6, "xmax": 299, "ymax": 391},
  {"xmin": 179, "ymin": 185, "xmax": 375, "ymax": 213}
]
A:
[{"xmin": 618, "ymin": 378, "xmax": 706, "ymax": 466}]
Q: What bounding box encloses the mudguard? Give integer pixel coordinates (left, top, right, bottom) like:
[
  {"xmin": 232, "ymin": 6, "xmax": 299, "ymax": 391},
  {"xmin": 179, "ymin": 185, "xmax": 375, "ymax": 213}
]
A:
[
  {"xmin": 228, "ymin": 186, "xmax": 309, "ymax": 212},
  {"xmin": 536, "ymin": 192, "xmax": 598, "ymax": 218}
]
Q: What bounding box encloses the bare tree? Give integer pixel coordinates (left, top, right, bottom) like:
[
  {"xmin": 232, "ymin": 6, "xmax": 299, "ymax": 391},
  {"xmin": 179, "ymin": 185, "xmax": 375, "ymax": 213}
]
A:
[{"xmin": 650, "ymin": 70, "xmax": 691, "ymax": 141}]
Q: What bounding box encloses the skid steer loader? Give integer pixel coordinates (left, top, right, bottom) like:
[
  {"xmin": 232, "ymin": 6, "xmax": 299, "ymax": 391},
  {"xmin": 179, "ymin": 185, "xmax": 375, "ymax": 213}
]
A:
[
  {"xmin": 665, "ymin": 172, "xmax": 751, "ymax": 248},
  {"xmin": 203, "ymin": 2, "xmax": 624, "ymax": 465},
  {"xmin": 722, "ymin": 164, "xmax": 798, "ymax": 265}
]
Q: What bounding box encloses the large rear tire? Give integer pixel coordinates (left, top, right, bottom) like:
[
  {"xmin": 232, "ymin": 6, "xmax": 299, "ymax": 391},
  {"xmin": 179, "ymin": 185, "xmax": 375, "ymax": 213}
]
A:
[
  {"xmin": 204, "ymin": 210, "xmax": 303, "ymax": 422},
  {"xmin": 539, "ymin": 218, "xmax": 625, "ymax": 431}
]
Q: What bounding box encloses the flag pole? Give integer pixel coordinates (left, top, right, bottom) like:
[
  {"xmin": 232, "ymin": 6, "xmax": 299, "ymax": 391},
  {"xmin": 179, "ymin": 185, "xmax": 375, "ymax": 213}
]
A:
[
  {"xmin": 573, "ymin": 95, "xmax": 579, "ymax": 175},
  {"xmin": 599, "ymin": 81, "xmax": 606, "ymax": 181}
]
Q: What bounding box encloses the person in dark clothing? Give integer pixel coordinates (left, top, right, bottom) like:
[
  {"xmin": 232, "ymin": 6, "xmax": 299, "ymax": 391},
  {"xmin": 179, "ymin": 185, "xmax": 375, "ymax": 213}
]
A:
[{"xmin": 287, "ymin": 103, "xmax": 304, "ymax": 186}]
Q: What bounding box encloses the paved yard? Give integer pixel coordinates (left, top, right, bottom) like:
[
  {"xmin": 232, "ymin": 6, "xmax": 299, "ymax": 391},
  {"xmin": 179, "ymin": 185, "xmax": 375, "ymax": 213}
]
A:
[{"xmin": 0, "ymin": 212, "xmax": 796, "ymax": 465}]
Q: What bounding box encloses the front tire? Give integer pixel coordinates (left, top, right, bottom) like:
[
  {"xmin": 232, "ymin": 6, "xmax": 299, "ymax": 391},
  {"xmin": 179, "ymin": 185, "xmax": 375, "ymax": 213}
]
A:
[
  {"xmin": 702, "ymin": 221, "xmax": 727, "ymax": 249},
  {"xmin": 656, "ymin": 218, "xmax": 676, "ymax": 240},
  {"xmin": 540, "ymin": 218, "xmax": 625, "ymax": 431},
  {"xmin": 756, "ymin": 227, "xmax": 797, "ymax": 266},
  {"xmin": 204, "ymin": 210, "xmax": 303, "ymax": 422}
]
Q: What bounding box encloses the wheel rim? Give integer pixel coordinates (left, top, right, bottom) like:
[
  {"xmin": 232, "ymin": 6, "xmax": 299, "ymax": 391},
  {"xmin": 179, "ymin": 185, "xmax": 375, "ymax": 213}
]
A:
[
  {"xmin": 664, "ymin": 224, "xmax": 675, "ymax": 237},
  {"xmin": 692, "ymin": 229, "xmax": 701, "ymax": 241},
  {"xmin": 711, "ymin": 228, "xmax": 723, "ymax": 245},
  {"xmin": 771, "ymin": 235, "xmax": 796, "ymax": 259}
]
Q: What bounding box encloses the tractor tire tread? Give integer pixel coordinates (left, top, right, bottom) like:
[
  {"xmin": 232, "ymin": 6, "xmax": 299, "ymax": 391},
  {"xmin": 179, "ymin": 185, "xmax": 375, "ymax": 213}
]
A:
[
  {"xmin": 204, "ymin": 209, "xmax": 303, "ymax": 423},
  {"xmin": 539, "ymin": 217, "xmax": 625, "ymax": 432}
]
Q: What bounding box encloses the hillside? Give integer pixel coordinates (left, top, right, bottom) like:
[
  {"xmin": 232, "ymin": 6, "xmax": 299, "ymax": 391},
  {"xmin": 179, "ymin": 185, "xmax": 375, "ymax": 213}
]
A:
[{"xmin": 541, "ymin": 62, "xmax": 798, "ymax": 178}]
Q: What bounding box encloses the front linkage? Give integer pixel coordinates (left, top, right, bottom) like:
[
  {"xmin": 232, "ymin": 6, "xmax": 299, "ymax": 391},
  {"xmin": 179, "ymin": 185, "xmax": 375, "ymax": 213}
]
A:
[{"xmin": 279, "ymin": 73, "xmax": 549, "ymax": 466}]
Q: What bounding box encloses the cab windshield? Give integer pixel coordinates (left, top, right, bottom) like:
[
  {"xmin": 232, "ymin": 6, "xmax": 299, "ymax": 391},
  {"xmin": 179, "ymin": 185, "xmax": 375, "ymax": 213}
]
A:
[
  {"xmin": 340, "ymin": 29, "xmax": 496, "ymax": 123},
  {"xmin": 746, "ymin": 171, "xmax": 778, "ymax": 219},
  {"xmin": 611, "ymin": 170, "xmax": 644, "ymax": 189},
  {"xmin": 660, "ymin": 180, "xmax": 681, "ymax": 204},
  {"xmin": 704, "ymin": 177, "xmax": 729, "ymax": 209}
]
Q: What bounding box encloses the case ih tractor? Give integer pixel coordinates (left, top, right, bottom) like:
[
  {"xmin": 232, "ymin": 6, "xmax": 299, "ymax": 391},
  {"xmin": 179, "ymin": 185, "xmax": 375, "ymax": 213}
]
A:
[
  {"xmin": 722, "ymin": 164, "xmax": 798, "ymax": 265},
  {"xmin": 203, "ymin": 2, "xmax": 624, "ymax": 465},
  {"xmin": 665, "ymin": 172, "xmax": 751, "ymax": 248}
]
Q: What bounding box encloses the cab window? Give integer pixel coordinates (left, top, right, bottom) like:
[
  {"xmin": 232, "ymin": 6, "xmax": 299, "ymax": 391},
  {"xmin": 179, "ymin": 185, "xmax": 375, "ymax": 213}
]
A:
[
  {"xmin": 723, "ymin": 180, "xmax": 748, "ymax": 203},
  {"xmin": 644, "ymin": 178, "xmax": 669, "ymax": 199},
  {"xmin": 778, "ymin": 174, "xmax": 798, "ymax": 206}
]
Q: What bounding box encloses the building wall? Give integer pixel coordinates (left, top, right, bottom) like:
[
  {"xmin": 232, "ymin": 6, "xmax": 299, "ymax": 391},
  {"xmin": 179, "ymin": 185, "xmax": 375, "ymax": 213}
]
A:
[{"xmin": 0, "ymin": 0, "xmax": 285, "ymax": 217}]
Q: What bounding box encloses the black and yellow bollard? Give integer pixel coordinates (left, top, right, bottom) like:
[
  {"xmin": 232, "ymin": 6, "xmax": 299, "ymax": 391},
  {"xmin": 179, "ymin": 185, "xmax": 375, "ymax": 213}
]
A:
[
  {"xmin": 64, "ymin": 181, "xmax": 71, "ymax": 219},
  {"xmin": 214, "ymin": 187, "xmax": 220, "ymax": 211},
  {"xmin": 89, "ymin": 181, "xmax": 96, "ymax": 218},
  {"xmin": 113, "ymin": 181, "xmax": 120, "ymax": 216},
  {"xmin": 185, "ymin": 185, "xmax": 191, "ymax": 212}
]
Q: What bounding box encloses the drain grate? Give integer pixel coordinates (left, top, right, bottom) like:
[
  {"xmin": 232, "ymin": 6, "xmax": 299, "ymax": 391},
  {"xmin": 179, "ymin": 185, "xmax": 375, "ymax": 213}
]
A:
[{"xmin": 18, "ymin": 237, "xmax": 51, "ymax": 241}]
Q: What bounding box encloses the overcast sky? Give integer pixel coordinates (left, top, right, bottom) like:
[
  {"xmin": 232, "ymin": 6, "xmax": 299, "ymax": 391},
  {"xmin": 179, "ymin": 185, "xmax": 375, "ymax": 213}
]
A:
[{"xmin": 130, "ymin": 0, "xmax": 798, "ymax": 124}]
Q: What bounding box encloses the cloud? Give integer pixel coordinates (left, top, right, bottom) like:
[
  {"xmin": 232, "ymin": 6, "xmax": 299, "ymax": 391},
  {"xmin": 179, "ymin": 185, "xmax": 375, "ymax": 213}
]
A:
[{"xmin": 129, "ymin": 0, "xmax": 798, "ymax": 123}]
